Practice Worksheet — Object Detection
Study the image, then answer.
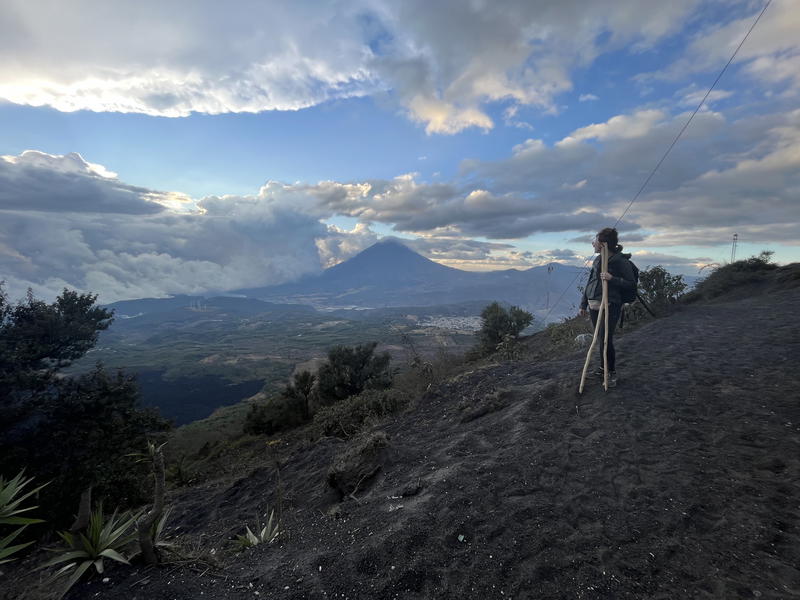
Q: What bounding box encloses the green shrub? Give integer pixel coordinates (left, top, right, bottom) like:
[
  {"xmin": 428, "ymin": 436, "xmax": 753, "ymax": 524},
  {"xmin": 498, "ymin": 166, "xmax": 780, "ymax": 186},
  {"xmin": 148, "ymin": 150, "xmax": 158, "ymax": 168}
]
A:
[
  {"xmin": 546, "ymin": 316, "xmax": 592, "ymax": 349},
  {"xmin": 624, "ymin": 265, "xmax": 687, "ymax": 324},
  {"xmin": 477, "ymin": 302, "xmax": 533, "ymax": 354},
  {"xmin": 243, "ymin": 395, "xmax": 306, "ymax": 436},
  {"xmin": 684, "ymin": 251, "xmax": 777, "ymax": 302},
  {"xmin": 639, "ymin": 266, "xmax": 687, "ymax": 308},
  {"xmin": 316, "ymin": 342, "xmax": 392, "ymax": 406},
  {"xmin": 313, "ymin": 389, "xmax": 409, "ymax": 439}
]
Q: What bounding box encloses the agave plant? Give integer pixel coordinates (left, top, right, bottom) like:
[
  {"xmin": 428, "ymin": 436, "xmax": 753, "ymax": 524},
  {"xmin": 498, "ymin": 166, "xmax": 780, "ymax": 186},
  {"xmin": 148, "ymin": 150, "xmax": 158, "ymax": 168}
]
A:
[
  {"xmin": 234, "ymin": 509, "xmax": 281, "ymax": 551},
  {"xmin": 39, "ymin": 505, "xmax": 137, "ymax": 597},
  {"xmin": 0, "ymin": 471, "xmax": 47, "ymax": 564},
  {"xmin": 0, "ymin": 471, "xmax": 47, "ymax": 526},
  {"xmin": 0, "ymin": 525, "xmax": 33, "ymax": 565},
  {"xmin": 151, "ymin": 507, "xmax": 175, "ymax": 551}
]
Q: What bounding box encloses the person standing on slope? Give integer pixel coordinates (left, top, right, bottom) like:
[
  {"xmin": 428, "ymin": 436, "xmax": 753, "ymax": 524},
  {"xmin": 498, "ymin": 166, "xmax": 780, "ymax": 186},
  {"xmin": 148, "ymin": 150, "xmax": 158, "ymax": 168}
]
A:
[{"xmin": 578, "ymin": 227, "xmax": 636, "ymax": 387}]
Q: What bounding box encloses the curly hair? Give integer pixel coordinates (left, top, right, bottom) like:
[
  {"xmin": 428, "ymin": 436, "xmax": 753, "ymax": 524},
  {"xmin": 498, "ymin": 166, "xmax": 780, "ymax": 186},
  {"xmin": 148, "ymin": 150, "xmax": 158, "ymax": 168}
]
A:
[{"xmin": 597, "ymin": 227, "xmax": 623, "ymax": 252}]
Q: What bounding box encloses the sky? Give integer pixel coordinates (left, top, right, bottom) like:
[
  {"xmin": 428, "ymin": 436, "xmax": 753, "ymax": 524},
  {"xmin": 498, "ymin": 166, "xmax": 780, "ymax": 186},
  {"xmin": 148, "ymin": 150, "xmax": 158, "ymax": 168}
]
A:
[{"xmin": 1, "ymin": 0, "xmax": 798, "ymax": 303}]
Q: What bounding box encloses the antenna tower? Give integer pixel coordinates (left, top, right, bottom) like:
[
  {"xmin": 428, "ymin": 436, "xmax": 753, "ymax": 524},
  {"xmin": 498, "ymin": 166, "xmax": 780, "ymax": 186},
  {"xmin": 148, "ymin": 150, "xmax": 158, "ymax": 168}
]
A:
[{"xmin": 730, "ymin": 233, "xmax": 738, "ymax": 263}]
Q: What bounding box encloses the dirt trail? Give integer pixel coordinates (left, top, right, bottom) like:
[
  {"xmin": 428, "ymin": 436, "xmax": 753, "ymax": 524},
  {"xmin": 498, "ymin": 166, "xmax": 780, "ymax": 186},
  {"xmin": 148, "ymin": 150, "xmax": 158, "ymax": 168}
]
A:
[{"xmin": 69, "ymin": 283, "xmax": 800, "ymax": 600}]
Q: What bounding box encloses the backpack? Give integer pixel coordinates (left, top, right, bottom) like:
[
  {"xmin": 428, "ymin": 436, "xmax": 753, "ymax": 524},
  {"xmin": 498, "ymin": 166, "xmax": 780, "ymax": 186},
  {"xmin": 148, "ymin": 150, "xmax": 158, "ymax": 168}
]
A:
[{"xmin": 621, "ymin": 258, "xmax": 639, "ymax": 305}]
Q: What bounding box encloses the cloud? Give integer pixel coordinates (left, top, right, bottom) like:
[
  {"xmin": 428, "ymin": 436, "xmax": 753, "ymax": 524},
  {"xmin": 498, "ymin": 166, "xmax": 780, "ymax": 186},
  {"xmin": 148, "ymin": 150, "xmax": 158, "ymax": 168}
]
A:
[
  {"xmin": 623, "ymin": 108, "xmax": 800, "ymax": 235},
  {"xmin": 0, "ymin": 151, "xmax": 173, "ymax": 214},
  {"xmin": 313, "ymin": 173, "xmax": 627, "ymax": 239},
  {"xmin": 561, "ymin": 179, "xmax": 588, "ymax": 190},
  {"xmin": 463, "ymin": 103, "xmax": 800, "ymax": 248},
  {"xmin": 0, "ymin": 1, "xmax": 379, "ymax": 117},
  {"xmin": 0, "ymin": 152, "xmax": 337, "ymax": 302},
  {"xmin": 626, "ymin": 250, "xmax": 716, "ymax": 275},
  {"xmin": 533, "ymin": 248, "xmax": 586, "ymax": 265},
  {"xmin": 641, "ymin": 0, "xmax": 800, "ymax": 93},
  {"xmin": 403, "ymin": 236, "xmax": 536, "ymax": 270},
  {"xmin": 316, "ymin": 222, "xmax": 380, "ymax": 268},
  {"xmin": 557, "ymin": 109, "xmax": 666, "ymax": 145},
  {"xmin": 3, "ymin": 96, "xmax": 798, "ymax": 300},
  {"xmin": 579, "ymin": 93, "xmax": 599, "ymax": 102},
  {"xmin": 677, "ymin": 87, "xmax": 733, "ymax": 108},
  {"xmin": 0, "ymin": 0, "xmax": 704, "ymax": 133}
]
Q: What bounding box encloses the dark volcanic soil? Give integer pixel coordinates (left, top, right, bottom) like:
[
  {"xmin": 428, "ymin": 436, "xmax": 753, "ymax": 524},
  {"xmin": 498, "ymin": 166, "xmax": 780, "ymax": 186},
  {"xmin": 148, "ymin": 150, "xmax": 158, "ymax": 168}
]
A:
[{"xmin": 36, "ymin": 272, "xmax": 800, "ymax": 599}]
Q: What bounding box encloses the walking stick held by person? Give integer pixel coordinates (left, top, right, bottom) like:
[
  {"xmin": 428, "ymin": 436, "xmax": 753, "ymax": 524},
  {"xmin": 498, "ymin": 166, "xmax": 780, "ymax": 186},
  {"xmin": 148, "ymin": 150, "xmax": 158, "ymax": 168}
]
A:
[{"xmin": 579, "ymin": 242, "xmax": 609, "ymax": 394}]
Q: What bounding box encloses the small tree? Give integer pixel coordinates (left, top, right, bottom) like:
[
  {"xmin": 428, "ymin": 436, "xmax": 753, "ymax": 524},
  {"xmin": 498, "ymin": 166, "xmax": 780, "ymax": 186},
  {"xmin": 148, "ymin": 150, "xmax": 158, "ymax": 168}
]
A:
[
  {"xmin": 0, "ymin": 286, "xmax": 169, "ymax": 527},
  {"xmin": 316, "ymin": 342, "xmax": 392, "ymax": 405},
  {"xmin": 478, "ymin": 302, "xmax": 533, "ymax": 354}
]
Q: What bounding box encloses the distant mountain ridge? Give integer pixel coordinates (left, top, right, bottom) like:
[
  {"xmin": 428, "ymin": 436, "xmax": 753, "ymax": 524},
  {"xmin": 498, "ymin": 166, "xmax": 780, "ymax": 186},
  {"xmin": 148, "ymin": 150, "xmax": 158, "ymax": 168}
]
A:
[
  {"xmin": 236, "ymin": 239, "xmax": 585, "ymax": 320},
  {"xmin": 102, "ymin": 241, "xmax": 588, "ymax": 322}
]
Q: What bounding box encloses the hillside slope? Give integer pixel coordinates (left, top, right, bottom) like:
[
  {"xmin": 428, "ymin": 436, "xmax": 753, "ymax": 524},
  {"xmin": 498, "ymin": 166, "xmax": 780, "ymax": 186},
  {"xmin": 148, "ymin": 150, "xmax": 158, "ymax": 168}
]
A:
[{"xmin": 69, "ymin": 267, "xmax": 800, "ymax": 599}]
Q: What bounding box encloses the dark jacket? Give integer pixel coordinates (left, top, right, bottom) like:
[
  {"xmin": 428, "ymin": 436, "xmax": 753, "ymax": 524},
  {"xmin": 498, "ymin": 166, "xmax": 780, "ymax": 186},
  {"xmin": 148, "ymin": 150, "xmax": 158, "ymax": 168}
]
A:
[{"xmin": 580, "ymin": 251, "xmax": 636, "ymax": 309}]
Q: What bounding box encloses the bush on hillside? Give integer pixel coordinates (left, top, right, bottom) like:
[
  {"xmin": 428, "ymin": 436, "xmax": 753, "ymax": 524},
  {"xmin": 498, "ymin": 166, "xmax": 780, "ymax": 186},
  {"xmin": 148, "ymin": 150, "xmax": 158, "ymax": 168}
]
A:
[
  {"xmin": 624, "ymin": 265, "xmax": 687, "ymax": 324},
  {"xmin": 313, "ymin": 388, "xmax": 409, "ymax": 439},
  {"xmin": 392, "ymin": 347, "xmax": 468, "ymax": 397},
  {"xmin": 684, "ymin": 251, "xmax": 777, "ymax": 303},
  {"xmin": 639, "ymin": 266, "xmax": 687, "ymax": 308},
  {"xmin": 316, "ymin": 342, "xmax": 392, "ymax": 406},
  {"xmin": 477, "ymin": 302, "xmax": 533, "ymax": 354},
  {"xmin": 546, "ymin": 316, "xmax": 593, "ymax": 350},
  {"xmin": 243, "ymin": 395, "xmax": 306, "ymax": 436}
]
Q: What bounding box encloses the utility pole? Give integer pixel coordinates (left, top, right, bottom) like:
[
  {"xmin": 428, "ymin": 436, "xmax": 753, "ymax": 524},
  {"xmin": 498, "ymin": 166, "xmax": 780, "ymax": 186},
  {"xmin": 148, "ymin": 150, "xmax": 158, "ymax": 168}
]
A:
[
  {"xmin": 546, "ymin": 264, "xmax": 554, "ymax": 309},
  {"xmin": 730, "ymin": 233, "xmax": 738, "ymax": 263}
]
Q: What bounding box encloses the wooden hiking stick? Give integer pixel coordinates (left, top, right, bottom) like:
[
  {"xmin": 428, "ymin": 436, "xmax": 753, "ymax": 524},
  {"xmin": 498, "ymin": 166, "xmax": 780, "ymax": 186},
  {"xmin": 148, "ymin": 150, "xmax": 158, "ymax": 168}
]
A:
[
  {"xmin": 578, "ymin": 243, "xmax": 610, "ymax": 394},
  {"xmin": 601, "ymin": 243, "xmax": 610, "ymax": 391}
]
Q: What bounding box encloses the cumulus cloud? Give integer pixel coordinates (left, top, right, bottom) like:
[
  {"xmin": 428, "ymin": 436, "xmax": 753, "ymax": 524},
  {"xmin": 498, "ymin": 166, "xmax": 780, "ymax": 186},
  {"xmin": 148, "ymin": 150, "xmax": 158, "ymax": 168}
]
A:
[
  {"xmin": 0, "ymin": 0, "xmax": 704, "ymax": 133},
  {"xmin": 308, "ymin": 172, "xmax": 628, "ymax": 240},
  {"xmin": 407, "ymin": 237, "xmax": 537, "ymax": 271},
  {"xmin": 558, "ymin": 110, "xmax": 666, "ymax": 145},
  {"xmin": 579, "ymin": 94, "xmax": 599, "ymax": 102},
  {"xmin": 642, "ymin": 0, "xmax": 800, "ymax": 93},
  {"xmin": 625, "ymin": 250, "xmax": 717, "ymax": 276},
  {"xmin": 0, "ymin": 152, "xmax": 336, "ymax": 302},
  {"xmin": 316, "ymin": 222, "xmax": 380, "ymax": 268},
  {"xmin": 0, "ymin": 0, "xmax": 378, "ymax": 117},
  {"xmin": 462, "ymin": 103, "xmax": 800, "ymax": 251},
  {"xmin": 622, "ymin": 108, "xmax": 800, "ymax": 238},
  {"xmin": 677, "ymin": 86, "xmax": 733, "ymax": 108},
  {"xmin": 0, "ymin": 151, "xmax": 173, "ymax": 214},
  {"xmin": 532, "ymin": 248, "xmax": 586, "ymax": 265}
]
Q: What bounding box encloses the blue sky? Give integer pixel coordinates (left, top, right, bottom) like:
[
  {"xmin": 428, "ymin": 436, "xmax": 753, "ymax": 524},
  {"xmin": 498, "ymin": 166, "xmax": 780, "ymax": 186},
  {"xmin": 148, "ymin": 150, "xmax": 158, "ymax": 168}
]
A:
[{"xmin": 0, "ymin": 0, "xmax": 797, "ymax": 302}]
